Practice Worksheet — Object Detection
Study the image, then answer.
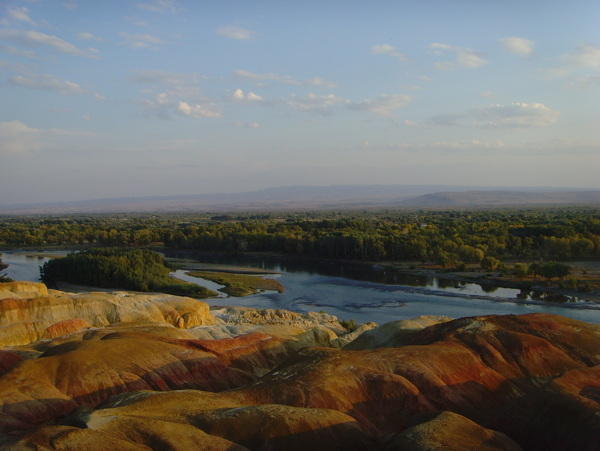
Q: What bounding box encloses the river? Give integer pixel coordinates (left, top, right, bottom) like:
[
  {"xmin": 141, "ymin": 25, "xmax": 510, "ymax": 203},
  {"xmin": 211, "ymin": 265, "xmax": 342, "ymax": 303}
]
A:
[
  {"xmin": 165, "ymin": 252, "xmax": 600, "ymax": 325},
  {"xmin": 3, "ymin": 250, "xmax": 600, "ymax": 325}
]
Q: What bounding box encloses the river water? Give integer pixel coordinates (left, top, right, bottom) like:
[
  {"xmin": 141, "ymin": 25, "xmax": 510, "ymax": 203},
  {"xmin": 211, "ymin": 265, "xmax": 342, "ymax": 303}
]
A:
[
  {"xmin": 162, "ymin": 252, "xmax": 600, "ymax": 325},
  {"xmin": 3, "ymin": 250, "xmax": 600, "ymax": 325}
]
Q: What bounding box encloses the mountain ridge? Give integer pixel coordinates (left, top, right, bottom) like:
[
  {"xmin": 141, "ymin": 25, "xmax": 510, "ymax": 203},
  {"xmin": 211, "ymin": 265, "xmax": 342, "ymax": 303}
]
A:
[{"xmin": 2, "ymin": 185, "xmax": 599, "ymax": 214}]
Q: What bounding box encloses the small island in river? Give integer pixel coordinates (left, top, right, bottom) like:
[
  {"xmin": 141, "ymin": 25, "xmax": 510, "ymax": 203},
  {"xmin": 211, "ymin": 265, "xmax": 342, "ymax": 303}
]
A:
[{"xmin": 186, "ymin": 269, "xmax": 285, "ymax": 297}]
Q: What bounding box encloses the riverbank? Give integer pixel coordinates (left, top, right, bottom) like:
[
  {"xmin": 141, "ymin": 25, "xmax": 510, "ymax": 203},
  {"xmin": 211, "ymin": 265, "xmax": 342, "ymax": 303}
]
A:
[
  {"xmin": 386, "ymin": 261, "xmax": 600, "ymax": 304},
  {"xmin": 4, "ymin": 247, "xmax": 600, "ymax": 305}
]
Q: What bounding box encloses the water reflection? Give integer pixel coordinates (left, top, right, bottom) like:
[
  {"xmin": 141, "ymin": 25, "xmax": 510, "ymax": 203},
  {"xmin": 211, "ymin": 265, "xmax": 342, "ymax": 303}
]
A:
[
  {"xmin": 481, "ymin": 285, "xmax": 499, "ymax": 294},
  {"xmin": 162, "ymin": 251, "xmax": 591, "ymax": 306}
]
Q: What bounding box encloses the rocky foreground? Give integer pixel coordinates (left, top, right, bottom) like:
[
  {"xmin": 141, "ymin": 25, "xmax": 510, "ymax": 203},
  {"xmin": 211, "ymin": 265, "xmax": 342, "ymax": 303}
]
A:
[{"xmin": 0, "ymin": 282, "xmax": 599, "ymax": 450}]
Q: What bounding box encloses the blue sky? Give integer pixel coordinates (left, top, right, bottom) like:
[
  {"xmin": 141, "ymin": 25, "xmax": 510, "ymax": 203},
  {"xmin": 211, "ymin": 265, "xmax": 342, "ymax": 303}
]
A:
[{"xmin": 1, "ymin": 0, "xmax": 599, "ymax": 204}]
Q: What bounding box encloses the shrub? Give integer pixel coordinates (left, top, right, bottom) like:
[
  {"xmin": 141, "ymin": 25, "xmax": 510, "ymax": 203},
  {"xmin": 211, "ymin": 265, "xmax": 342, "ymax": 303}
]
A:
[
  {"xmin": 481, "ymin": 256, "xmax": 501, "ymax": 272},
  {"xmin": 340, "ymin": 319, "xmax": 356, "ymax": 331}
]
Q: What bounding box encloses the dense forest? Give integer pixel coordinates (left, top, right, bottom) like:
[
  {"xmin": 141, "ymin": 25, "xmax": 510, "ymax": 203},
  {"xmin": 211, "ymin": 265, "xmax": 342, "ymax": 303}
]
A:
[
  {"xmin": 39, "ymin": 248, "xmax": 215, "ymax": 297},
  {"xmin": 1, "ymin": 208, "xmax": 599, "ymax": 267}
]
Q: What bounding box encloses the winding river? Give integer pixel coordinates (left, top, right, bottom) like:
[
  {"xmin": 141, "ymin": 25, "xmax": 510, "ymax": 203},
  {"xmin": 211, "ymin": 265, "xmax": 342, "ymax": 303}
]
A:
[{"xmin": 3, "ymin": 250, "xmax": 600, "ymax": 325}]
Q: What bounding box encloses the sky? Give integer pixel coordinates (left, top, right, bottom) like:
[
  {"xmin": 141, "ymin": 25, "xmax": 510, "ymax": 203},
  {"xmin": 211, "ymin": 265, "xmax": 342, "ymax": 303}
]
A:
[{"xmin": 1, "ymin": 0, "xmax": 599, "ymax": 205}]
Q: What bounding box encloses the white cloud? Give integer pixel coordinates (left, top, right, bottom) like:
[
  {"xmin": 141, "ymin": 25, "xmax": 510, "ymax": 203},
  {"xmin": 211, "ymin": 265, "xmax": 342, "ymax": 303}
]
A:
[
  {"xmin": 479, "ymin": 91, "xmax": 494, "ymax": 98},
  {"xmin": 0, "ymin": 120, "xmax": 43, "ymax": 154},
  {"xmin": 216, "ymin": 26, "xmax": 256, "ymax": 40},
  {"xmin": 230, "ymin": 121, "xmax": 260, "ymax": 129},
  {"xmin": 0, "ymin": 120, "xmax": 83, "ymax": 155},
  {"xmin": 9, "ymin": 73, "xmax": 85, "ymax": 95},
  {"xmin": 130, "ymin": 71, "xmax": 220, "ymax": 119},
  {"xmin": 541, "ymin": 44, "xmax": 600, "ymax": 87},
  {"xmin": 232, "ymin": 69, "xmax": 336, "ymax": 88},
  {"xmin": 156, "ymin": 92, "xmax": 169, "ymax": 104},
  {"xmin": 430, "ymin": 140, "xmax": 509, "ymax": 150},
  {"xmin": 231, "ymin": 88, "xmax": 245, "ymax": 101},
  {"xmin": 0, "ymin": 29, "xmax": 98, "ymax": 58},
  {"xmin": 430, "ymin": 42, "xmax": 489, "ymax": 69},
  {"xmin": 76, "ymin": 32, "xmax": 102, "ymax": 42},
  {"xmin": 304, "ymin": 77, "xmax": 337, "ymax": 88},
  {"xmin": 7, "ymin": 6, "xmax": 37, "ymax": 26},
  {"xmin": 233, "ymin": 69, "xmax": 297, "ymax": 85},
  {"xmin": 403, "ymin": 120, "xmax": 427, "ymax": 128},
  {"xmin": 129, "ymin": 69, "xmax": 207, "ymax": 110},
  {"xmin": 247, "ymin": 92, "xmax": 263, "ymax": 102},
  {"xmin": 119, "ymin": 32, "xmax": 165, "ymax": 50},
  {"xmin": 129, "ymin": 69, "xmax": 203, "ymax": 87},
  {"xmin": 136, "ymin": 0, "xmax": 179, "ymax": 13},
  {"xmin": 371, "ymin": 44, "xmax": 408, "ymax": 61},
  {"xmin": 347, "ymin": 94, "xmax": 413, "ymax": 116},
  {"xmin": 429, "ymin": 103, "xmax": 560, "ymax": 128},
  {"xmin": 0, "ymin": 44, "xmax": 38, "ymax": 58},
  {"xmin": 228, "ymin": 88, "xmax": 263, "ymax": 103},
  {"xmin": 287, "ymin": 93, "xmax": 347, "ymax": 115},
  {"xmin": 134, "ymin": 92, "xmax": 173, "ymax": 119},
  {"xmin": 471, "ymin": 103, "xmax": 560, "ymax": 128},
  {"xmin": 177, "ymin": 101, "xmax": 222, "ymax": 118},
  {"xmin": 564, "ymin": 74, "xmax": 600, "ymax": 90},
  {"xmin": 285, "ymin": 93, "xmax": 413, "ymax": 116},
  {"xmin": 499, "ymin": 37, "xmax": 535, "ymax": 57},
  {"xmin": 561, "ymin": 43, "xmax": 600, "ymax": 67}
]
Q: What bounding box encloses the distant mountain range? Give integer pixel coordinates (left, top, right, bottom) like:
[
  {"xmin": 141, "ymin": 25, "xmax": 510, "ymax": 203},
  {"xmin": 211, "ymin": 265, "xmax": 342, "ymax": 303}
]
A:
[
  {"xmin": 397, "ymin": 190, "xmax": 600, "ymax": 207},
  {"xmin": 1, "ymin": 185, "xmax": 599, "ymax": 214}
]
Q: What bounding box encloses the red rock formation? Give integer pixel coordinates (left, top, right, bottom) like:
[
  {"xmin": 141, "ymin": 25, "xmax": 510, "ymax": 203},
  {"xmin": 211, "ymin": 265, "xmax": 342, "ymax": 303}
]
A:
[
  {"xmin": 190, "ymin": 332, "xmax": 293, "ymax": 376},
  {"xmin": 0, "ymin": 312, "xmax": 598, "ymax": 450},
  {"xmin": 0, "ymin": 349, "xmax": 22, "ymax": 374},
  {"xmin": 42, "ymin": 318, "xmax": 92, "ymax": 339},
  {"xmin": 3, "ymin": 391, "xmax": 376, "ymax": 450},
  {"xmin": 0, "ymin": 326, "xmax": 295, "ymax": 433}
]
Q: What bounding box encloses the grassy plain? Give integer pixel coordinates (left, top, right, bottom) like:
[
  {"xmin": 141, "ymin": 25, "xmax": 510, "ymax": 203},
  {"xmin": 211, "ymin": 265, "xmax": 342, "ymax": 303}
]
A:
[{"xmin": 187, "ymin": 270, "xmax": 285, "ymax": 297}]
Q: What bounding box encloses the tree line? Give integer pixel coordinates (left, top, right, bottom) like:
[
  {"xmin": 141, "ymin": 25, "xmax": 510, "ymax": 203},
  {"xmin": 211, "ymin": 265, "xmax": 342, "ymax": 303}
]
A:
[{"xmin": 2, "ymin": 208, "xmax": 599, "ymax": 266}]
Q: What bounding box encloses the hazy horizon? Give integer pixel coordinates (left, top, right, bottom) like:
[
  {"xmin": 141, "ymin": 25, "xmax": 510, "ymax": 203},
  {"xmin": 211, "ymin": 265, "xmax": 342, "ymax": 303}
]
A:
[
  {"xmin": 2, "ymin": 182, "xmax": 600, "ymax": 205},
  {"xmin": 1, "ymin": 184, "xmax": 599, "ymax": 215},
  {"xmin": 1, "ymin": 0, "xmax": 599, "ymax": 204}
]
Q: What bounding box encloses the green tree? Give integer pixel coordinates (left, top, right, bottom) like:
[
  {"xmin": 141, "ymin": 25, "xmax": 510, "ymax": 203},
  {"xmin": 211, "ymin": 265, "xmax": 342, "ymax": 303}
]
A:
[
  {"xmin": 40, "ymin": 248, "xmax": 214, "ymax": 297},
  {"xmin": 537, "ymin": 262, "xmax": 570, "ymax": 281},
  {"xmin": 481, "ymin": 256, "xmax": 501, "ymax": 272},
  {"xmin": 0, "ymin": 254, "xmax": 13, "ymax": 282},
  {"xmin": 513, "ymin": 262, "xmax": 529, "ymax": 279}
]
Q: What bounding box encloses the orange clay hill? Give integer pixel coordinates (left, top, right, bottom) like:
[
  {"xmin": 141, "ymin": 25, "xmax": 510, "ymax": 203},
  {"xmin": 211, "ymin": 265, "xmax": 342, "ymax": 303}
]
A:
[{"xmin": 1, "ymin": 281, "xmax": 599, "ymax": 450}]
